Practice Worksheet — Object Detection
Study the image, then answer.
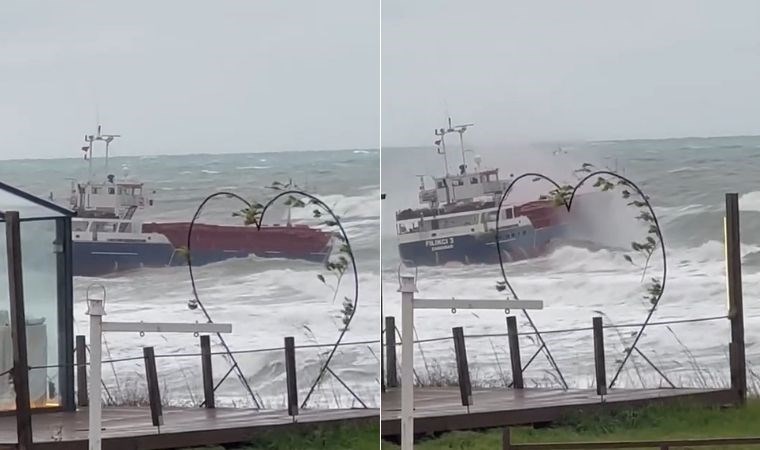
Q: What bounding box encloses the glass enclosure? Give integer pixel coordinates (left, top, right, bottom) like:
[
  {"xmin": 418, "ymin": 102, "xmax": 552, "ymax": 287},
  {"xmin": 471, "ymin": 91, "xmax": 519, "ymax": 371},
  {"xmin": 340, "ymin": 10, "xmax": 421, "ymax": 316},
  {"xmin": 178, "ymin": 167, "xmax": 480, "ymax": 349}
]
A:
[{"xmin": 0, "ymin": 181, "xmax": 74, "ymax": 411}]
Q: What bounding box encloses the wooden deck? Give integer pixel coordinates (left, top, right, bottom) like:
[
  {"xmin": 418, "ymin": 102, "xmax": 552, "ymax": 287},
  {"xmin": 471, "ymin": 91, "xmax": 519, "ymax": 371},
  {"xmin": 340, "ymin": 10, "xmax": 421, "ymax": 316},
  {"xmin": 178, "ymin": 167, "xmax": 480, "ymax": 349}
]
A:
[
  {"xmin": 381, "ymin": 387, "xmax": 737, "ymax": 436},
  {"xmin": 0, "ymin": 407, "xmax": 378, "ymax": 450}
]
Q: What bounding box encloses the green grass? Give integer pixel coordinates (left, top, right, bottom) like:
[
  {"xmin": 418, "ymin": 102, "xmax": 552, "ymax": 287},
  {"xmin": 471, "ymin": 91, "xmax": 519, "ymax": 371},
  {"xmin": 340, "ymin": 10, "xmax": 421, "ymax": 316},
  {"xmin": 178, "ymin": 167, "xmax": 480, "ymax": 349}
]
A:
[
  {"xmin": 188, "ymin": 422, "xmax": 379, "ymax": 450},
  {"xmin": 381, "ymin": 400, "xmax": 760, "ymax": 449}
]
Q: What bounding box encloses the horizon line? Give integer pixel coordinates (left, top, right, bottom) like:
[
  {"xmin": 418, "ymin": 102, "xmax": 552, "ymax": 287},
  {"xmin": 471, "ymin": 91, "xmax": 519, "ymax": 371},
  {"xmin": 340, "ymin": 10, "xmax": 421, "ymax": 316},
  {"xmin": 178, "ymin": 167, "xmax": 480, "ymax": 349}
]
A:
[{"xmin": 0, "ymin": 146, "xmax": 380, "ymax": 163}]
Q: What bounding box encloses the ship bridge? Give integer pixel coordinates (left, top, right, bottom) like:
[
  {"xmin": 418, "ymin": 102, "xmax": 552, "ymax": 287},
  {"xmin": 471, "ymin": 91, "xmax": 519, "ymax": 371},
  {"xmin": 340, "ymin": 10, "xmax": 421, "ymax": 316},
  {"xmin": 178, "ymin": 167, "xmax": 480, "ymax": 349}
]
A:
[{"xmin": 419, "ymin": 168, "xmax": 508, "ymax": 208}]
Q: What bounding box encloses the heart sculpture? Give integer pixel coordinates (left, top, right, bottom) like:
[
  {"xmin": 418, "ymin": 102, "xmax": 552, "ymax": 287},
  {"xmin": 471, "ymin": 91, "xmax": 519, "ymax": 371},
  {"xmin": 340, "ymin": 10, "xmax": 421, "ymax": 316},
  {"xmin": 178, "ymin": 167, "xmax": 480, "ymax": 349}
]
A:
[
  {"xmin": 185, "ymin": 189, "xmax": 359, "ymax": 409},
  {"xmin": 495, "ymin": 170, "xmax": 667, "ymax": 389}
]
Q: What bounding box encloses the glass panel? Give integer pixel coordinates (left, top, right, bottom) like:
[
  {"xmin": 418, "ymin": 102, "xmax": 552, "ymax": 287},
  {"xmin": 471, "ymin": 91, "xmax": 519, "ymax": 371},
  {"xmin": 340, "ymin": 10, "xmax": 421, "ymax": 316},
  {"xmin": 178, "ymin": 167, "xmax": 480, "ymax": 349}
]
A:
[{"xmin": 0, "ymin": 219, "xmax": 61, "ymax": 410}]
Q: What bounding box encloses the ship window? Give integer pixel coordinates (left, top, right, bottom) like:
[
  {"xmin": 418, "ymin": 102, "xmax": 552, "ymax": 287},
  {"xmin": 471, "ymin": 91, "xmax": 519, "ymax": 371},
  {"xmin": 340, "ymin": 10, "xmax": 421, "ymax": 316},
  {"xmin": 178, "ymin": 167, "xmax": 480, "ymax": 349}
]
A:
[
  {"xmin": 484, "ymin": 211, "xmax": 497, "ymax": 222},
  {"xmin": 470, "ymin": 177, "xmax": 478, "ymax": 184},
  {"xmin": 91, "ymin": 187, "xmax": 99, "ymax": 194},
  {"xmin": 108, "ymin": 188, "xmax": 115, "ymax": 195},
  {"xmin": 437, "ymin": 181, "xmax": 445, "ymax": 188},
  {"xmin": 452, "ymin": 179, "xmax": 464, "ymax": 187},
  {"xmin": 503, "ymin": 209, "xmax": 513, "ymax": 219}
]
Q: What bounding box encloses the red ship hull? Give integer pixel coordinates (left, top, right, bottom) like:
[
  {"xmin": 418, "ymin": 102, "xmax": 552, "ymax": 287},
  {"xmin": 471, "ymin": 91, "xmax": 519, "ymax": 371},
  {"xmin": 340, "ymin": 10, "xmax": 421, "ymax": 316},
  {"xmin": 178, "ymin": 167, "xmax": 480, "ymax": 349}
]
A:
[{"xmin": 142, "ymin": 222, "xmax": 333, "ymax": 264}]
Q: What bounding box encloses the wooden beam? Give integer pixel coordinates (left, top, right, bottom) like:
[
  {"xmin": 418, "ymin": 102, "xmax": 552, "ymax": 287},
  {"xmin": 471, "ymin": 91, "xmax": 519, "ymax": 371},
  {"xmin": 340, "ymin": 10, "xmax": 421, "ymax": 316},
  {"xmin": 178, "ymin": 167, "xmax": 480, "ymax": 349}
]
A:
[
  {"xmin": 284, "ymin": 336, "xmax": 298, "ymax": 418},
  {"xmin": 725, "ymin": 193, "xmax": 746, "ymax": 404},
  {"xmin": 452, "ymin": 327, "xmax": 472, "ymax": 407},
  {"xmin": 5, "ymin": 211, "xmax": 33, "ymax": 450},
  {"xmin": 385, "ymin": 317, "xmax": 398, "ymax": 388},
  {"xmin": 506, "ymin": 316, "xmax": 523, "ymax": 389},
  {"xmin": 502, "ymin": 427, "xmax": 513, "ymax": 450},
  {"xmin": 414, "ymin": 298, "xmax": 543, "ymax": 310},
  {"xmin": 200, "ymin": 335, "xmax": 214, "ymax": 409},
  {"xmin": 76, "ymin": 335, "xmax": 88, "ymax": 407},
  {"xmin": 593, "ymin": 316, "xmax": 607, "ymax": 397},
  {"xmin": 143, "ymin": 347, "xmax": 163, "ymax": 427}
]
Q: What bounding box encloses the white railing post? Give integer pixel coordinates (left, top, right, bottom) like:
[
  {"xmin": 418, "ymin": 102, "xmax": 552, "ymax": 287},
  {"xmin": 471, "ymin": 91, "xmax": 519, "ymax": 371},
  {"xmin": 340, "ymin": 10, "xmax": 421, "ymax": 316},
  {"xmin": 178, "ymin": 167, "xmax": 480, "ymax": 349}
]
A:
[
  {"xmin": 399, "ymin": 275, "xmax": 416, "ymax": 450},
  {"xmin": 83, "ymin": 285, "xmax": 232, "ymax": 450},
  {"xmin": 86, "ymin": 294, "xmax": 106, "ymax": 450},
  {"xmin": 397, "ymin": 274, "xmax": 544, "ymax": 450}
]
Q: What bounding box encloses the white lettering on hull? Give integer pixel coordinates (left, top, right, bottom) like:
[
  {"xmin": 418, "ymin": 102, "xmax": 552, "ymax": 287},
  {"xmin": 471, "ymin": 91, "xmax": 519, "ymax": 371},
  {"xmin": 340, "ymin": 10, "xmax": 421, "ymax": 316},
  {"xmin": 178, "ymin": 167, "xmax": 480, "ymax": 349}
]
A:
[{"xmin": 425, "ymin": 237, "xmax": 455, "ymax": 252}]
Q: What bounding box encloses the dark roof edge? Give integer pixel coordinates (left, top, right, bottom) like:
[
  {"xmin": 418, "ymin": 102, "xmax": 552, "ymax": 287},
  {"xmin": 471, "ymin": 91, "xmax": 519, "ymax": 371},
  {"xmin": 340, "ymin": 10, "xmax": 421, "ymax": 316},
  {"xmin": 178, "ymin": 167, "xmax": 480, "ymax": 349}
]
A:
[{"xmin": 0, "ymin": 180, "xmax": 75, "ymax": 217}]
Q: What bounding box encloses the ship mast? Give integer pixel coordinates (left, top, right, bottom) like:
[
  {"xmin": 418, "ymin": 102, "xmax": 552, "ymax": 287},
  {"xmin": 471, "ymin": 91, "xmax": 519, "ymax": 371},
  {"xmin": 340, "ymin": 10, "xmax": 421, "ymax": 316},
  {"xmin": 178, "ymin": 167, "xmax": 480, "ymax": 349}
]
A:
[
  {"xmin": 434, "ymin": 117, "xmax": 474, "ymax": 176},
  {"xmin": 83, "ymin": 124, "xmax": 121, "ymax": 180}
]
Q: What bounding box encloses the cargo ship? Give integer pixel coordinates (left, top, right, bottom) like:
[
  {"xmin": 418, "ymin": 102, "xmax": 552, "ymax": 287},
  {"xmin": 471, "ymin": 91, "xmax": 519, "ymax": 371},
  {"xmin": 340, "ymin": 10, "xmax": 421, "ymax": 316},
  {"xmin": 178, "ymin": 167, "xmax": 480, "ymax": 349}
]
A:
[
  {"xmin": 395, "ymin": 119, "xmax": 568, "ymax": 266},
  {"xmin": 69, "ymin": 126, "xmax": 333, "ymax": 276}
]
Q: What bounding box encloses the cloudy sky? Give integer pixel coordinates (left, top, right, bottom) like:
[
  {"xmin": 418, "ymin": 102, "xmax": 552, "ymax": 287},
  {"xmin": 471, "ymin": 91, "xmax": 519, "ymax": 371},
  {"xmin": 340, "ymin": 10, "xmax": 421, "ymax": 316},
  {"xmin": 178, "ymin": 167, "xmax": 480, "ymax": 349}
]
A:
[
  {"xmin": 383, "ymin": 0, "xmax": 760, "ymax": 147},
  {"xmin": 0, "ymin": 1, "xmax": 379, "ymax": 159}
]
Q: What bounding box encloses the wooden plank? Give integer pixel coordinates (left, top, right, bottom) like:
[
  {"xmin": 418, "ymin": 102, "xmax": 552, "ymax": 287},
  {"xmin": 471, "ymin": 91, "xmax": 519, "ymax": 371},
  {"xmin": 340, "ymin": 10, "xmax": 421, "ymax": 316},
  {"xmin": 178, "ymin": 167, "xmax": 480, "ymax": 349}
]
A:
[
  {"xmin": 385, "ymin": 316, "xmax": 398, "ymax": 388},
  {"xmin": 725, "ymin": 193, "xmax": 746, "ymax": 405},
  {"xmin": 508, "ymin": 436, "xmax": 760, "ymax": 449},
  {"xmin": 76, "ymin": 335, "xmax": 88, "ymax": 407},
  {"xmin": 452, "ymin": 327, "xmax": 472, "ymax": 407},
  {"xmin": 0, "ymin": 407, "xmax": 378, "ymax": 449},
  {"xmin": 503, "ymin": 427, "xmax": 512, "ymax": 450},
  {"xmin": 284, "ymin": 336, "xmax": 298, "ymax": 417},
  {"xmin": 5, "ymin": 211, "xmax": 33, "ymax": 450},
  {"xmin": 200, "ymin": 335, "xmax": 214, "ymax": 409},
  {"xmin": 506, "ymin": 316, "xmax": 523, "ymax": 389},
  {"xmin": 103, "ymin": 322, "xmax": 231, "ymax": 334},
  {"xmin": 143, "ymin": 346, "xmax": 163, "ymax": 427},
  {"xmin": 381, "ymin": 387, "xmax": 735, "ymax": 436},
  {"xmin": 592, "ymin": 317, "xmax": 607, "ymax": 397},
  {"xmin": 414, "ymin": 298, "xmax": 543, "ymax": 310}
]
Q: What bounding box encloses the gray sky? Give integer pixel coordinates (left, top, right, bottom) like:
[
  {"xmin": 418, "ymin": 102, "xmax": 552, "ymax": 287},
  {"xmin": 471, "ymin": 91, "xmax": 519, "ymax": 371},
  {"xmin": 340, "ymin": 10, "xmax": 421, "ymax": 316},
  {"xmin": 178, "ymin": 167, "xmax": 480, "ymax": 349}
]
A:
[
  {"xmin": 383, "ymin": 0, "xmax": 760, "ymax": 147},
  {"xmin": 0, "ymin": 1, "xmax": 379, "ymax": 159}
]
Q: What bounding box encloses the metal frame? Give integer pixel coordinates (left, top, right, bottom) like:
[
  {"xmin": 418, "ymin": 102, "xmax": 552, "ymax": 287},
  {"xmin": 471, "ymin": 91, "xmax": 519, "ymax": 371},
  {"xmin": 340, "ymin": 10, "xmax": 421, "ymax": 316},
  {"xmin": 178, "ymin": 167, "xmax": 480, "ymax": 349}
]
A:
[
  {"xmin": 0, "ymin": 182, "xmax": 76, "ymax": 413},
  {"xmin": 56, "ymin": 217, "xmax": 75, "ymax": 411},
  {"xmin": 398, "ymin": 275, "xmax": 544, "ymax": 450}
]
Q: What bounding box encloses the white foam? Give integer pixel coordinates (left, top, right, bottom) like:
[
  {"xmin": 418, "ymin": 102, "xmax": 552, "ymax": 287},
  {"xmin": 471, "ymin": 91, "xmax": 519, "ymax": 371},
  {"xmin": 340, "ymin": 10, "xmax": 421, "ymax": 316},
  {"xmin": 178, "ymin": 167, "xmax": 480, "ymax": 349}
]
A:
[{"xmin": 739, "ymin": 191, "xmax": 760, "ymax": 212}]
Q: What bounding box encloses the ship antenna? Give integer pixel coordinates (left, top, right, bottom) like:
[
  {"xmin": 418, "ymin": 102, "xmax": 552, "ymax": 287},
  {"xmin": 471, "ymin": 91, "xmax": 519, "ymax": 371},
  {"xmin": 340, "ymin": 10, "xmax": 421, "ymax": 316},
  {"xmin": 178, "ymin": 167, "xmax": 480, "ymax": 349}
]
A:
[
  {"xmin": 453, "ymin": 121, "xmax": 474, "ymax": 175},
  {"xmin": 434, "ymin": 126, "xmax": 450, "ymax": 175}
]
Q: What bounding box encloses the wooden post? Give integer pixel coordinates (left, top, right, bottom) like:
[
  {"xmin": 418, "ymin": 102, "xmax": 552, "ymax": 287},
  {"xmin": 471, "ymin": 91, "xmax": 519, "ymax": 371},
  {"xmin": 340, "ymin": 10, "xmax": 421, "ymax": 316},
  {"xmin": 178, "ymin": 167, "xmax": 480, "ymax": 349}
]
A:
[
  {"xmin": 76, "ymin": 335, "xmax": 88, "ymax": 407},
  {"xmin": 143, "ymin": 346, "xmax": 163, "ymax": 427},
  {"xmin": 593, "ymin": 316, "xmax": 607, "ymax": 397},
  {"xmin": 502, "ymin": 427, "xmax": 512, "ymax": 450},
  {"xmin": 200, "ymin": 335, "xmax": 214, "ymax": 409},
  {"xmin": 385, "ymin": 316, "xmax": 398, "ymax": 388},
  {"xmin": 5, "ymin": 211, "xmax": 33, "ymax": 450},
  {"xmin": 284, "ymin": 336, "xmax": 298, "ymax": 418},
  {"xmin": 506, "ymin": 316, "xmax": 523, "ymax": 389},
  {"xmin": 452, "ymin": 327, "xmax": 472, "ymax": 408},
  {"xmin": 726, "ymin": 193, "xmax": 746, "ymax": 405}
]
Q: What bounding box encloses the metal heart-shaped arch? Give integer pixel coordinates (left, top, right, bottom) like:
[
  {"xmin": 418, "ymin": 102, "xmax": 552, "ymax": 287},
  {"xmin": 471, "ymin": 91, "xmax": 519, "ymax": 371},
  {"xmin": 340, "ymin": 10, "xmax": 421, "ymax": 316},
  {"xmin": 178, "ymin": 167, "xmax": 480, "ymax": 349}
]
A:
[
  {"xmin": 495, "ymin": 170, "xmax": 667, "ymax": 389},
  {"xmin": 185, "ymin": 190, "xmax": 360, "ymax": 408}
]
